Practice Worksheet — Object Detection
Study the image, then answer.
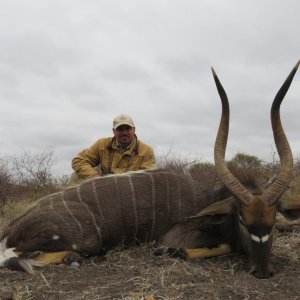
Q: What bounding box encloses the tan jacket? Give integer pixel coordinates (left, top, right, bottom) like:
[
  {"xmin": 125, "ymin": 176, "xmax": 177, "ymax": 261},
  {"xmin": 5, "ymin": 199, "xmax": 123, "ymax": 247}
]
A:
[{"xmin": 72, "ymin": 136, "xmax": 156, "ymax": 179}]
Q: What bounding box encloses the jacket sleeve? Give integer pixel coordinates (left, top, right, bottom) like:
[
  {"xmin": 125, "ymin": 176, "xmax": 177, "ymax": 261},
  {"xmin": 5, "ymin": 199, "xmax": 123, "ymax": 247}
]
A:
[
  {"xmin": 140, "ymin": 146, "xmax": 157, "ymax": 170},
  {"xmin": 71, "ymin": 140, "xmax": 102, "ymax": 179}
]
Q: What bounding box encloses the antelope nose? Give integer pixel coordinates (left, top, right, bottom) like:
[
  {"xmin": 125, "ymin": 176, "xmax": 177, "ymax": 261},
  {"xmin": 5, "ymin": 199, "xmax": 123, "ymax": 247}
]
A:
[{"xmin": 251, "ymin": 268, "xmax": 275, "ymax": 279}]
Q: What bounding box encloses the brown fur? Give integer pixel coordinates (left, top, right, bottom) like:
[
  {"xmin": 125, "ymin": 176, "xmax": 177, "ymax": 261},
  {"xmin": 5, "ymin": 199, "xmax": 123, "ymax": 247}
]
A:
[
  {"xmin": 2, "ymin": 170, "xmax": 228, "ymax": 254},
  {"xmin": 242, "ymin": 196, "xmax": 277, "ymax": 226}
]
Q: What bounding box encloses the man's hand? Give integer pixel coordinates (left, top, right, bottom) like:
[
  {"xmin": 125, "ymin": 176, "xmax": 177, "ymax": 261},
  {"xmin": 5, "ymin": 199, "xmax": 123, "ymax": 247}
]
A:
[{"xmin": 92, "ymin": 173, "xmax": 101, "ymax": 178}]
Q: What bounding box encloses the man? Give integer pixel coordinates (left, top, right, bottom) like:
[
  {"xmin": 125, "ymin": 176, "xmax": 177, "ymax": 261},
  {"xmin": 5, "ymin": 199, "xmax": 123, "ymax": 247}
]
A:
[{"xmin": 70, "ymin": 114, "xmax": 156, "ymax": 184}]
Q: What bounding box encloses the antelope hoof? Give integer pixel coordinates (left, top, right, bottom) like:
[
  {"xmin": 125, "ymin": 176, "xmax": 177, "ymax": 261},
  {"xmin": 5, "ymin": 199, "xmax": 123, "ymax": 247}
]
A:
[
  {"xmin": 153, "ymin": 247, "xmax": 187, "ymax": 259},
  {"xmin": 62, "ymin": 252, "xmax": 83, "ymax": 267}
]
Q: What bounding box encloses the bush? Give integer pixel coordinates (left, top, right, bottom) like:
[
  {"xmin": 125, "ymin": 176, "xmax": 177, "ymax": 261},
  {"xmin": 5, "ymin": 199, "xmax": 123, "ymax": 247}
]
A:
[
  {"xmin": 12, "ymin": 148, "xmax": 60, "ymax": 198},
  {"xmin": 0, "ymin": 157, "xmax": 14, "ymax": 207},
  {"xmin": 0, "ymin": 149, "xmax": 66, "ymax": 212},
  {"xmin": 189, "ymin": 161, "xmax": 218, "ymax": 183}
]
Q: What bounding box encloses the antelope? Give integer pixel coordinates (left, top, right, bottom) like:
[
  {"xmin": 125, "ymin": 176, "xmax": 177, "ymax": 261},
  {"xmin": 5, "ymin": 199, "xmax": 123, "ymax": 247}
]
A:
[{"xmin": 0, "ymin": 61, "xmax": 299, "ymax": 279}]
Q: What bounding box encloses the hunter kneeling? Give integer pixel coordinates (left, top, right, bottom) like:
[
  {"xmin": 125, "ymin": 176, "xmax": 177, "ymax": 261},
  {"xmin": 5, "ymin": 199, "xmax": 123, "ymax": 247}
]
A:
[{"xmin": 70, "ymin": 114, "xmax": 157, "ymax": 184}]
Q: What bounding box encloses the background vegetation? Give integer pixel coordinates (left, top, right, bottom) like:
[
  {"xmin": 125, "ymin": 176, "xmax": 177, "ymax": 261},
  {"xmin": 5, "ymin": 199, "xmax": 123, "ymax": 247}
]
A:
[{"xmin": 1, "ymin": 150, "xmax": 300, "ymax": 225}]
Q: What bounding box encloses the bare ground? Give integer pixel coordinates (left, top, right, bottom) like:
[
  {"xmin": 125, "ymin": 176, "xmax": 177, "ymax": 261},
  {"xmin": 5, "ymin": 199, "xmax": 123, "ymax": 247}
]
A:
[{"xmin": 0, "ymin": 228, "xmax": 300, "ymax": 300}]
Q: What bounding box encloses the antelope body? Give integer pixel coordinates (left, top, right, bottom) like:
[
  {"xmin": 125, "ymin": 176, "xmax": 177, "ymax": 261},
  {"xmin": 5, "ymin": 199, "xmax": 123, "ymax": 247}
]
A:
[
  {"xmin": 0, "ymin": 61, "xmax": 299, "ymax": 279},
  {"xmin": 2, "ymin": 170, "xmax": 220, "ymax": 255}
]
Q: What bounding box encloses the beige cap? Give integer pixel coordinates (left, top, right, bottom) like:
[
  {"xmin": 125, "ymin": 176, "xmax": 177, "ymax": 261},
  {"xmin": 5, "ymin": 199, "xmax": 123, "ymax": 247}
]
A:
[{"xmin": 113, "ymin": 114, "xmax": 135, "ymax": 129}]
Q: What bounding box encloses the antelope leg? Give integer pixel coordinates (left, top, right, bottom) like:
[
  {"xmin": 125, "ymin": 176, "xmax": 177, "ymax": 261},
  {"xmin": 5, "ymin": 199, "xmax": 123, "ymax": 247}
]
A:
[
  {"xmin": 154, "ymin": 243, "xmax": 231, "ymax": 260},
  {"xmin": 15, "ymin": 250, "xmax": 83, "ymax": 265}
]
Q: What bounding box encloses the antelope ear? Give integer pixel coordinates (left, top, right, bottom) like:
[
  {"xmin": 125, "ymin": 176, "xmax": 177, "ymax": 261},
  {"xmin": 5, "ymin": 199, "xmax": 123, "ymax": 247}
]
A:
[
  {"xmin": 188, "ymin": 196, "xmax": 236, "ymax": 224},
  {"xmin": 277, "ymin": 196, "xmax": 300, "ymax": 220}
]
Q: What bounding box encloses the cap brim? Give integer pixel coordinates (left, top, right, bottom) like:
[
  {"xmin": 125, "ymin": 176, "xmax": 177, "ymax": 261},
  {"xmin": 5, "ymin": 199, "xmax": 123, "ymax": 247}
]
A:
[{"xmin": 114, "ymin": 122, "xmax": 134, "ymax": 129}]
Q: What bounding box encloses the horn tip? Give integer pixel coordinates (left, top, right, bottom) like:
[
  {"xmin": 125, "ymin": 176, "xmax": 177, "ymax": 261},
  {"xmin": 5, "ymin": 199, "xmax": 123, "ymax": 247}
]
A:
[
  {"xmin": 211, "ymin": 67, "xmax": 217, "ymax": 77},
  {"xmin": 295, "ymin": 60, "xmax": 300, "ymax": 69}
]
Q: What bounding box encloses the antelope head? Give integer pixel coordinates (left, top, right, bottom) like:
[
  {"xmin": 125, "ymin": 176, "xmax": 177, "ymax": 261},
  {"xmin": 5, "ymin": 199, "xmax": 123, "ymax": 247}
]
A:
[{"xmin": 213, "ymin": 61, "xmax": 299, "ymax": 278}]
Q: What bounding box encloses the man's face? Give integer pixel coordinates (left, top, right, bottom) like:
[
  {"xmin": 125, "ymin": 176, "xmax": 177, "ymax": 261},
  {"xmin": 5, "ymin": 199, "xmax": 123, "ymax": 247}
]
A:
[{"xmin": 113, "ymin": 125, "xmax": 135, "ymax": 147}]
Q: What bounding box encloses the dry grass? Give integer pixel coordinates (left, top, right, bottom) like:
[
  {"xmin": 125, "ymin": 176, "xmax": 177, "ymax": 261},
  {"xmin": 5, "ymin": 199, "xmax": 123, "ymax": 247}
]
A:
[{"xmin": 0, "ymin": 228, "xmax": 300, "ymax": 299}]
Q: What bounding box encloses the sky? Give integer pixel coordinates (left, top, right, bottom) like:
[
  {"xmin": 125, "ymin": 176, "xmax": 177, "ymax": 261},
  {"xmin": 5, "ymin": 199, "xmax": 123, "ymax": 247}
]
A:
[{"xmin": 0, "ymin": 0, "xmax": 299, "ymax": 176}]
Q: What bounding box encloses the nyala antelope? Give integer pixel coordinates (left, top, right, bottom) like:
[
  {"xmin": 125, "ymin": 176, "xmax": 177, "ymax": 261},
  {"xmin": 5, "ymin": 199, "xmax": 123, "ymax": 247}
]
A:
[{"xmin": 0, "ymin": 61, "xmax": 299, "ymax": 279}]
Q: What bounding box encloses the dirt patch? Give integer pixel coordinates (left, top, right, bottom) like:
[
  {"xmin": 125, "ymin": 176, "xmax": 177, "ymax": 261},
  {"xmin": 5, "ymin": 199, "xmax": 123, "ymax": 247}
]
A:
[{"xmin": 0, "ymin": 229, "xmax": 300, "ymax": 300}]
